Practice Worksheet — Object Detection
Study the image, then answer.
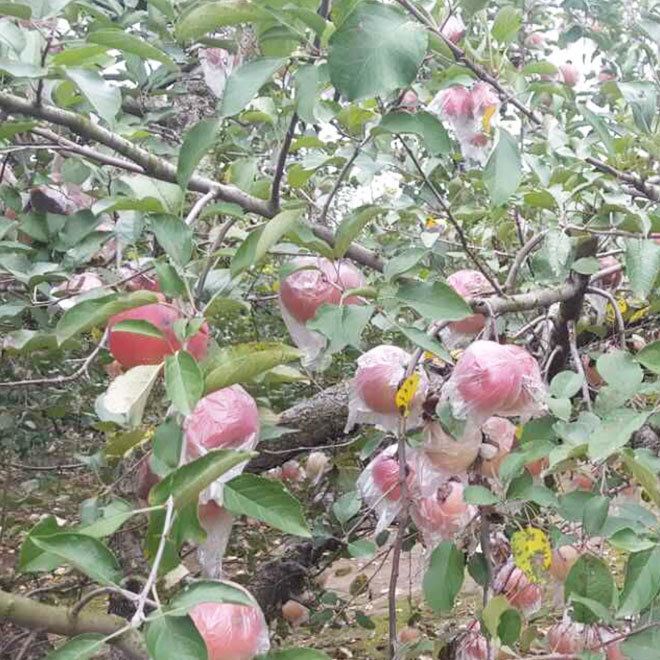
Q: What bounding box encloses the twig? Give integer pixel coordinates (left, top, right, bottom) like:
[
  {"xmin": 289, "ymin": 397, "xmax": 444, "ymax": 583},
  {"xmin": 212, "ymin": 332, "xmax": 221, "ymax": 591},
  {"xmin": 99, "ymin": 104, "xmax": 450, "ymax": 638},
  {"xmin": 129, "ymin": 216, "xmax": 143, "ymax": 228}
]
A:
[
  {"xmin": 504, "ymin": 231, "xmax": 547, "ymax": 292},
  {"xmin": 320, "ymin": 136, "xmax": 371, "ymax": 224},
  {"xmin": 10, "ymin": 462, "xmax": 85, "ymax": 471},
  {"xmin": 0, "ymin": 330, "xmax": 108, "ymax": 388},
  {"xmin": 0, "ymin": 92, "xmax": 272, "ymax": 217},
  {"xmin": 15, "ymin": 631, "xmax": 37, "ymax": 660},
  {"xmin": 270, "ymin": 112, "xmax": 298, "ymax": 211},
  {"xmin": 587, "ymin": 286, "xmax": 626, "ymax": 348},
  {"xmin": 71, "ymin": 587, "xmax": 117, "ymax": 617},
  {"xmin": 568, "ymin": 321, "xmax": 592, "ymax": 412},
  {"xmin": 184, "ymin": 191, "xmax": 217, "ymax": 227},
  {"xmin": 398, "ymin": 137, "xmax": 503, "ymax": 295},
  {"xmin": 195, "ymin": 216, "xmax": 239, "ymax": 301}
]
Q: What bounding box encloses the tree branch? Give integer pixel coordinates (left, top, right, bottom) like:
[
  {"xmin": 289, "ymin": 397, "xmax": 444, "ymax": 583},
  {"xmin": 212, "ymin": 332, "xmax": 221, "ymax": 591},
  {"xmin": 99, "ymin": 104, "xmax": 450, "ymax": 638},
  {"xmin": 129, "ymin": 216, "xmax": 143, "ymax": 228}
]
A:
[
  {"xmin": 270, "ymin": 112, "xmax": 298, "ymax": 211},
  {"xmin": 0, "ymin": 92, "xmax": 272, "ymax": 218},
  {"xmin": 0, "ymin": 588, "xmax": 147, "ymax": 659},
  {"xmin": 504, "ymin": 231, "xmax": 547, "ymax": 292}
]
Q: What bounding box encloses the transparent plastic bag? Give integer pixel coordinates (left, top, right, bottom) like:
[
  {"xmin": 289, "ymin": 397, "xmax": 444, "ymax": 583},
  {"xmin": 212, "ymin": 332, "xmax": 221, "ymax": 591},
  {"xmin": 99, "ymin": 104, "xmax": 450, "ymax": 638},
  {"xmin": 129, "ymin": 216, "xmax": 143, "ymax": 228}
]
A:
[
  {"xmin": 197, "ymin": 501, "xmax": 235, "ymax": 578},
  {"xmin": 345, "ymin": 345, "xmax": 429, "ymax": 433},
  {"xmin": 422, "ymin": 421, "xmax": 483, "ymax": 477},
  {"xmin": 410, "ymin": 480, "xmax": 475, "ymax": 548},
  {"xmin": 184, "ymin": 385, "xmax": 260, "ymax": 504},
  {"xmin": 443, "ymin": 340, "xmax": 546, "ymax": 422},
  {"xmin": 278, "ymin": 257, "xmax": 364, "ymax": 370},
  {"xmin": 492, "ymin": 561, "xmax": 542, "ymax": 617},
  {"xmin": 190, "ymin": 581, "xmax": 270, "ymax": 660},
  {"xmin": 478, "ymin": 416, "xmax": 517, "ymax": 479}
]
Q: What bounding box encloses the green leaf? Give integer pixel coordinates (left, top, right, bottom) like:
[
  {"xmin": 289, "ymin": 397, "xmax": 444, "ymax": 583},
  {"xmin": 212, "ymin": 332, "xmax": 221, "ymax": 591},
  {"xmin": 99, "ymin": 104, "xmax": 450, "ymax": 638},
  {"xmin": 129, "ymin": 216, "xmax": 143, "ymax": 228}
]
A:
[
  {"xmin": 333, "ymin": 491, "xmax": 361, "ymax": 524},
  {"xmin": 165, "ymin": 351, "xmax": 203, "ymax": 416},
  {"xmin": 76, "ymin": 499, "xmax": 135, "ymax": 538},
  {"xmin": 55, "ymin": 290, "xmax": 158, "ymax": 344},
  {"xmin": 166, "ymin": 579, "xmax": 255, "ymax": 615},
  {"xmin": 597, "ymin": 350, "xmax": 643, "ymax": 395},
  {"xmin": 32, "ymin": 533, "xmax": 121, "ymax": 584},
  {"xmin": 491, "ymin": 6, "xmax": 521, "ymax": 43},
  {"xmin": 46, "ymin": 634, "xmax": 106, "ymax": 660},
  {"xmin": 0, "ymin": 120, "xmax": 36, "ymax": 139},
  {"xmin": 0, "ymin": 60, "xmax": 46, "ymax": 77},
  {"xmin": 175, "ymin": 0, "xmax": 264, "ymax": 41},
  {"xmin": 328, "ymin": 1, "xmax": 427, "ymax": 101},
  {"xmin": 637, "ymin": 341, "xmax": 660, "ymax": 374},
  {"xmin": 396, "ymin": 280, "xmax": 472, "ymax": 322},
  {"xmin": 423, "ymin": 541, "xmax": 464, "ymax": 612},
  {"xmin": 582, "ymin": 495, "xmax": 609, "ymax": 536},
  {"xmin": 483, "ymin": 129, "xmax": 521, "ymax": 206},
  {"xmin": 460, "ymin": 0, "xmax": 488, "ymax": 16},
  {"xmin": 149, "ymin": 449, "xmax": 255, "ymax": 508},
  {"xmin": 481, "ymin": 594, "xmax": 510, "ymax": 636},
  {"xmin": 88, "ymin": 29, "xmax": 176, "ymax": 69},
  {"xmin": 376, "ymin": 111, "xmax": 450, "ymax": 155},
  {"xmin": 347, "ymin": 539, "xmax": 376, "ymax": 558},
  {"xmin": 624, "ymin": 239, "xmax": 660, "ymax": 299},
  {"xmin": 230, "ymin": 209, "xmax": 303, "ymax": 276},
  {"xmin": 307, "ymin": 303, "xmax": 374, "ymax": 354},
  {"xmin": 0, "ymin": 2, "xmax": 31, "ymax": 19},
  {"xmin": 550, "ymin": 371, "xmax": 584, "ymax": 398},
  {"xmin": 151, "ymin": 214, "xmax": 193, "ymax": 267},
  {"xmin": 176, "ymin": 118, "xmax": 219, "ymax": 190},
  {"xmin": 333, "ymin": 206, "xmax": 382, "ymax": 259},
  {"xmin": 579, "ymin": 104, "xmax": 614, "ymax": 155},
  {"xmin": 622, "ymin": 626, "xmax": 660, "ymax": 660},
  {"xmin": 397, "ymin": 325, "xmax": 452, "ymax": 362},
  {"xmin": 65, "ymin": 68, "xmax": 121, "ymax": 124},
  {"xmin": 384, "ymin": 248, "xmax": 428, "ymax": 280},
  {"xmin": 112, "ymin": 319, "xmax": 165, "ymax": 339},
  {"xmin": 95, "ymin": 364, "xmax": 163, "ymax": 429},
  {"xmin": 295, "ymin": 63, "xmax": 325, "ymax": 124},
  {"xmin": 19, "ymin": 516, "xmax": 63, "ymax": 573},
  {"xmin": 620, "ymin": 450, "xmax": 660, "ymax": 508},
  {"xmin": 223, "ymin": 474, "xmax": 311, "ymax": 537},
  {"xmin": 204, "ymin": 341, "xmax": 301, "ymax": 393},
  {"xmin": 618, "ymin": 546, "xmax": 660, "ymax": 617},
  {"xmin": 219, "ymin": 57, "xmax": 285, "ymax": 117},
  {"xmin": 572, "ymin": 256, "xmax": 600, "ymax": 275},
  {"xmin": 588, "ymin": 409, "xmax": 648, "ymax": 461},
  {"xmin": 463, "ymin": 485, "xmax": 500, "ymax": 505},
  {"xmin": 146, "ymin": 616, "xmax": 206, "ymax": 660},
  {"xmin": 564, "ymin": 554, "xmax": 616, "ymax": 623},
  {"xmin": 497, "ymin": 608, "xmax": 522, "ymax": 646}
]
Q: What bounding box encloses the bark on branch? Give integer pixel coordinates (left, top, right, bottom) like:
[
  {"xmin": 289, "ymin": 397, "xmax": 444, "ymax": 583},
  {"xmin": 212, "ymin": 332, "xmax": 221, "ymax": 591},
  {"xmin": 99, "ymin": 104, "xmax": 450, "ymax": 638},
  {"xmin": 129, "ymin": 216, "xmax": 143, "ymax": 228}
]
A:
[{"xmin": 0, "ymin": 588, "xmax": 147, "ymax": 659}]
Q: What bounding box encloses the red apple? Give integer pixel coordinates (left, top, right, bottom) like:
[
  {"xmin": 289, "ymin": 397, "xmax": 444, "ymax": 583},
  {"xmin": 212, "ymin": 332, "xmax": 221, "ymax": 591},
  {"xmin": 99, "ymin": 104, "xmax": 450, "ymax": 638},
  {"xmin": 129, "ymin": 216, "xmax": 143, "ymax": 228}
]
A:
[
  {"xmin": 446, "ymin": 269, "xmax": 493, "ymax": 335},
  {"xmin": 479, "ymin": 417, "xmax": 516, "ymax": 478},
  {"xmin": 279, "ymin": 256, "xmax": 364, "ymax": 323},
  {"xmin": 441, "ymin": 14, "xmax": 466, "ymax": 44},
  {"xmin": 184, "ymin": 385, "xmax": 260, "ymax": 458},
  {"xmin": 282, "ymin": 600, "xmax": 309, "ymax": 627},
  {"xmin": 108, "ymin": 303, "xmax": 209, "ymax": 367},
  {"xmin": 190, "ymin": 594, "xmax": 270, "ymax": 660},
  {"xmin": 560, "ymin": 63, "xmax": 580, "ymax": 86}
]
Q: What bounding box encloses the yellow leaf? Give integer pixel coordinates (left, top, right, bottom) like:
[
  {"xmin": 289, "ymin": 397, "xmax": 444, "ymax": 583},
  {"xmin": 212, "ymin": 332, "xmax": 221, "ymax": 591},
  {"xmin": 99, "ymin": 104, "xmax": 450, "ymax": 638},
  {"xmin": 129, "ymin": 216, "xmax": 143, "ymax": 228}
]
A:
[
  {"xmin": 514, "ymin": 425, "xmax": 524, "ymax": 441},
  {"xmin": 89, "ymin": 326, "xmax": 103, "ymax": 342},
  {"xmin": 628, "ymin": 306, "xmax": 649, "ymax": 323},
  {"xmin": 482, "ymin": 104, "xmax": 497, "ymax": 134},
  {"xmin": 511, "ymin": 527, "xmax": 552, "ymax": 583},
  {"xmin": 395, "ymin": 372, "xmax": 421, "ymax": 417},
  {"xmin": 605, "ymin": 296, "xmax": 628, "ymax": 325},
  {"xmin": 425, "ymin": 216, "xmax": 439, "ymax": 229}
]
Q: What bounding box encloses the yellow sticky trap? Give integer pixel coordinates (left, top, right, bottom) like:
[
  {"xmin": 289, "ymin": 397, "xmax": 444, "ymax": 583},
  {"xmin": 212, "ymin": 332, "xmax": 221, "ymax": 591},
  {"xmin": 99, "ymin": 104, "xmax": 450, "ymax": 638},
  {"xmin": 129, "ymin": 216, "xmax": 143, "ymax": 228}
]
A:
[
  {"xmin": 395, "ymin": 373, "xmax": 421, "ymax": 417},
  {"xmin": 511, "ymin": 527, "xmax": 552, "ymax": 583},
  {"xmin": 605, "ymin": 296, "xmax": 628, "ymax": 324},
  {"xmin": 628, "ymin": 306, "xmax": 649, "ymax": 323},
  {"xmin": 482, "ymin": 104, "xmax": 497, "ymax": 134}
]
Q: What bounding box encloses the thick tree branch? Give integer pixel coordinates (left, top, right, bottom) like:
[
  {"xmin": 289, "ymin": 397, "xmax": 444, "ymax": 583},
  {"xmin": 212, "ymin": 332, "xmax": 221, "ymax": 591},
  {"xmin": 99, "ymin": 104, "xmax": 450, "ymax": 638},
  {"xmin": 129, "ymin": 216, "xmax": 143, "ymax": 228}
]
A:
[
  {"xmin": 0, "ymin": 588, "xmax": 147, "ymax": 659},
  {"xmin": 0, "ymin": 92, "xmax": 272, "ymax": 217}
]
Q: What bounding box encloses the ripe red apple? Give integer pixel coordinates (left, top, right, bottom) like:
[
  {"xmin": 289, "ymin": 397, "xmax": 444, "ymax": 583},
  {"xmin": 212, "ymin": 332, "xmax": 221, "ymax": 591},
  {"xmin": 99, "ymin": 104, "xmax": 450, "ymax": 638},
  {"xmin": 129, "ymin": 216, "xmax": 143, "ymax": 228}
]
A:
[
  {"xmin": 190, "ymin": 595, "xmax": 270, "ymax": 660},
  {"xmin": 526, "ymin": 457, "xmax": 548, "ymax": 477},
  {"xmin": 398, "ymin": 627, "xmax": 420, "ymax": 644},
  {"xmin": 354, "ymin": 345, "xmax": 427, "ymax": 415},
  {"xmin": 455, "ymin": 620, "xmax": 488, "ymax": 660},
  {"xmin": 493, "ymin": 563, "xmax": 542, "ymax": 617},
  {"xmin": 423, "ymin": 422, "xmax": 481, "ymax": 474},
  {"xmin": 479, "ymin": 417, "xmax": 516, "ymax": 478},
  {"xmin": 441, "ymin": 14, "xmax": 466, "ymax": 44},
  {"xmin": 278, "ymin": 256, "xmax": 364, "ymax": 323},
  {"xmin": 449, "ymin": 340, "xmax": 544, "ymax": 419},
  {"xmin": 108, "ymin": 303, "xmax": 209, "ymax": 368},
  {"xmin": 184, "ymin": 385, "xmax": 260, "ymax": 458},
  {"xmin": 136, "ymin": 454, "xmax": 160, "ymax": 504},
  {"xmin": 595, "ymin": 255, "xmax": 622, "ymax": 289},
  {"xmin": 412, "ymin": 481, "xmax": 473, "ymax": 542},
  {"xmin": 547, "ymin": 621, "xmax": 585, "ymax": 655},
  {"xmin": 446, "ymin": 270, "xmax": 493, "ymax": 335},
  {"xmin": 560, "ymin": 63, "xmax": 580, "ymax": 87},
  {"xmin": 282, "ymin": 600, "xmax": 309, "ymax": 627},
  {"xmin": 549, "ymin": 544, "xmax": 580, "ymax": 582},
  {"xmin": 372, "ymin": 454, "xmax": 406, "ymax": 501},
  {"xmin": 524, "ymin": 32, "xmax": 545, "ymax": 48},
  {"xmin": 436, "ymin": 85, "xmax": 473, "ymax": 119},
  {"xmin": 399, "ymin": 90, "xmax": 419, "ymax": 111},
  {"xmin": 280, "ymin": 459, "xmax": 305, "ymax": 482}
]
